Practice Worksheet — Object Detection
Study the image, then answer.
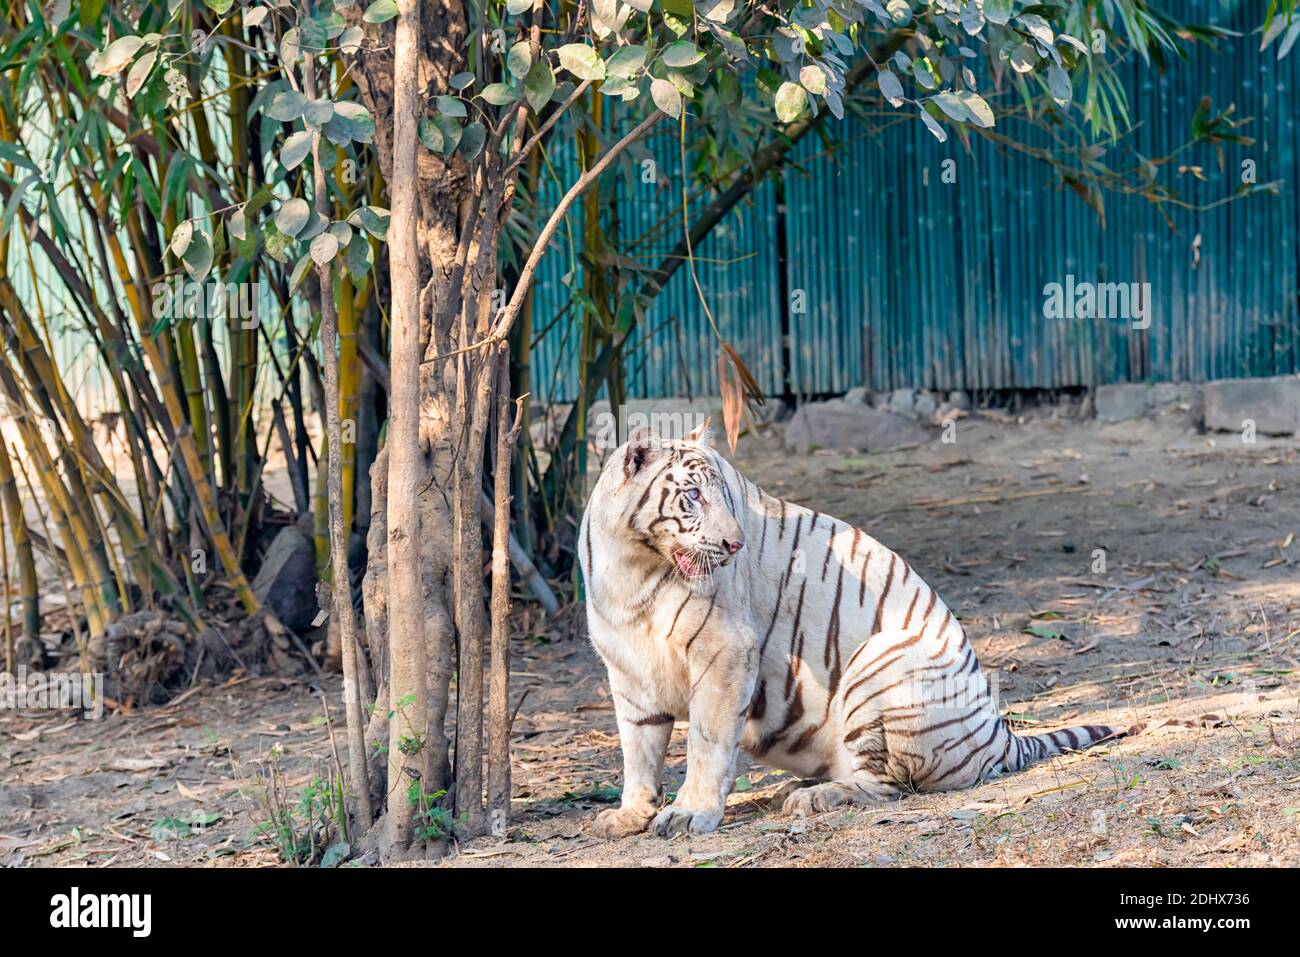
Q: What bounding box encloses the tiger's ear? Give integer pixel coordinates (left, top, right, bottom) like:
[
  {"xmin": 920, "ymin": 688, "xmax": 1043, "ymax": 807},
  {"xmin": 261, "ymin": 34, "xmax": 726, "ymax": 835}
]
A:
[
  {"xmin": 686, "ymin": 417, "xmax": 713, "ymax": 446},
  {"xmin": 623, "ymin": 427, "xmax": 657, "ymax": 481}
]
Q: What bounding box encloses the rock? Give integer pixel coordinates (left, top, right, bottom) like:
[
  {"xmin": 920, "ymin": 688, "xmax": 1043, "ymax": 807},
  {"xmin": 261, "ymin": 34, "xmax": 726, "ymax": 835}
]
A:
[
  {"xmin": 784, "ymin": 400, "xmax": 930, "ymax": 454},
  {"xmin": 1094, "ymin": 383, "xmax": 1150, "ymax": 422},
  {"xmin": 1204, "ymin": 376, "xmax": 1300, "ymax": 435},
  {"xmin": 252, "ymin": 525, "xmax": 320, "ymax": 633},
  {"xmin": 1096, "ymin": 381, "xmax": 1205, "ymax": 423},
  {"xmin": 886, "ymin": 388, "xmax": 916, "ymax": 417},
  {"xmin": 1150, "ymin": 381, "xmax": 1200, "ymax": 411}
]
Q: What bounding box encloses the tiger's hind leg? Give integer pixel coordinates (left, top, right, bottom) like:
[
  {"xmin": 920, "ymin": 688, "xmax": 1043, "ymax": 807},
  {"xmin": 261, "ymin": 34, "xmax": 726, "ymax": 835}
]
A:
[
  {"xmin": 781, "ymin": 716, "xmax": 903, "ymax": 817},
  {"xmin": 766, "ymin": 776, "xmax": 823, "ymax": 809},
  {"xmin": 781, "ymin": 777, "xmax": 901, "ymax": 816}
]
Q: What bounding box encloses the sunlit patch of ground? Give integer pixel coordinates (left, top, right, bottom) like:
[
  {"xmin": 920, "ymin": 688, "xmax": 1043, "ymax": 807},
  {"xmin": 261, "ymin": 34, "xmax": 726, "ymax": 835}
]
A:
[{"xmin": 3, "ymin": 410, "xmax": 1297, "ymax": 867}]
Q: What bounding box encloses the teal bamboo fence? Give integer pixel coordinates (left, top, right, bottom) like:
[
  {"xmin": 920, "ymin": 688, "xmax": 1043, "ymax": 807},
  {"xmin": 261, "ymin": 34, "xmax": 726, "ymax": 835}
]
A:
[{"xmin": 532, "ymin": 0, "xmax": 1300, "ymax": 402}]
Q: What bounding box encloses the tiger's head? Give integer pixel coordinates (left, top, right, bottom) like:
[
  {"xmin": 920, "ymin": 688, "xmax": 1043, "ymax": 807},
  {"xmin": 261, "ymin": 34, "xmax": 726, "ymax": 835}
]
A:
[{"xmin": 596, "ymin": 421, "xmax": 745, "ymax": 588}]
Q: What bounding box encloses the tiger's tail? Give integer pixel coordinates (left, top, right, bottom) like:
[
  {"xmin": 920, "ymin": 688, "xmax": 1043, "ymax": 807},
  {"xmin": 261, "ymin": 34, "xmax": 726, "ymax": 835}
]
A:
[{"xmin": 999, "ymin": 720, "xmax": 1118, "ymax": 772}]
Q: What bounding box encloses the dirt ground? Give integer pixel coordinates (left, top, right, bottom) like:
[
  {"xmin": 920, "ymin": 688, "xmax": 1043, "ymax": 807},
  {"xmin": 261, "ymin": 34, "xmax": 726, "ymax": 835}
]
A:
[{"xmin": 4, "ymin": 405, "xmax": 1299, "ymax": 867}]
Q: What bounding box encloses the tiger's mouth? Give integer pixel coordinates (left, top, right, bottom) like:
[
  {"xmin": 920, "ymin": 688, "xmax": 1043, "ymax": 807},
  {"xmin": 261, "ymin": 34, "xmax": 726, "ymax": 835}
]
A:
[
  {"xmin": 671, "ymin": 548, "xmax": 730, "ymax": 578},
  {"xmin": 672, "ymin": 549, "xmax": 704, "ymax": 578}
]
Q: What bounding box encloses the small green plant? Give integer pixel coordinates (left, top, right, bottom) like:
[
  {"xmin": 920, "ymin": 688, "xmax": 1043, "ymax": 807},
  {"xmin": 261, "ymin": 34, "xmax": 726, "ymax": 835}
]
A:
[
  {"xmin": 397, "ymin": 733, "xmax": 426, "ymax": 756},
  {"xmin": 407, "ymin": 782, "xmax": 458, "ymax": 841},
  {"xmin": 237, "ymin": 745, "xmax": 349, "ymax": 866}
]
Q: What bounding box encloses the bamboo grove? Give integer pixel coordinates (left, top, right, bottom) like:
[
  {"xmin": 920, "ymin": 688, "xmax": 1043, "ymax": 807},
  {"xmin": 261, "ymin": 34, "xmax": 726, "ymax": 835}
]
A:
[{"xmin": 1, "ymin": 0, "xmax": 1292, "ymax": 862}]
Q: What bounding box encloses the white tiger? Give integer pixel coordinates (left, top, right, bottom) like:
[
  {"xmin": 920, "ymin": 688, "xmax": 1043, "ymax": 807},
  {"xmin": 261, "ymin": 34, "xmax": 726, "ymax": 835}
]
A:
[{"xmin": 578, "ymin": 424, "xmax": 1116, "ymax": 837}]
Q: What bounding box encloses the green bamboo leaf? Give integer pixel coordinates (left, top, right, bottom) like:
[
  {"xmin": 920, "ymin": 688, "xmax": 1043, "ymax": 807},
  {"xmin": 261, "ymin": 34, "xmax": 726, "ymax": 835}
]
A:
[{"xmin": 0, "ymin": 173, "xmax": 39, "ymax": 243}]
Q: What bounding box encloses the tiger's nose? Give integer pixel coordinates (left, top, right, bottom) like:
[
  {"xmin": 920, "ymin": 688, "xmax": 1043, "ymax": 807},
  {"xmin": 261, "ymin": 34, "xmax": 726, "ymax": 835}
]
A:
[{"xmin": 725, "ymin": 539, "xmax": 744, "ymax": 555}]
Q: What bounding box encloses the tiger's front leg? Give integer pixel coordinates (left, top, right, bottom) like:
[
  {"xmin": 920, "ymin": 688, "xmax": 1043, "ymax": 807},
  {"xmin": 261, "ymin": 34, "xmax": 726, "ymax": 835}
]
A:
[
  {"xmin": 590, "ymin": 668, "xmax": 674, "ymax": 839},
  {"xmin": 651, "ymin": 621, "xmax": 758, "ymax": 837}
]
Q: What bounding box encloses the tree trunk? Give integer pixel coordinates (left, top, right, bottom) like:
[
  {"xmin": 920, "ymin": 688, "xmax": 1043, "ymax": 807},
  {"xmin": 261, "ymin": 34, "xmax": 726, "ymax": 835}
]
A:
[
  {"xmin": 488, "ymin": 349, "xmax": 521, "ymax": 835},
  {"xmin": 304, "ymin": 46, "xmax": 372, "ymax": 831},
  {"xmin": 379, "ymin": 0, "xmax": 428, "ymax": 861}
]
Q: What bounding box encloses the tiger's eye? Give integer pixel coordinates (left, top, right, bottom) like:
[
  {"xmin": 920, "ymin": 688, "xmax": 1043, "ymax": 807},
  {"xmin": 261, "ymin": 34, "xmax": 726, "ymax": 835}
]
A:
[{"xmin": 687, "ymin": 487, "xmax": 701, "ymax": 502}]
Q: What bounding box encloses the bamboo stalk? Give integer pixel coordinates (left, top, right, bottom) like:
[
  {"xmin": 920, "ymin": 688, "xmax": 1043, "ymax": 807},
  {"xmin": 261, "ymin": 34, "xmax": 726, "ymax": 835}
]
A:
[
  {"xmin": 339, "ymin": 276, "xmax": 360, "ymax": 536},
  {"xmin": 0, "ymin": 436, "xmax": 37, "ymax": 644},
  {"xmin": 11, "ymin": 445, "xmax": 92, "ymax": 673},
  {"xmin": 1, "ymin": 497, "xmax": 12, "ymax": 673},
  {"xmin": 314, "ymin": 434, "xmax": 330, "ymax": 574}
]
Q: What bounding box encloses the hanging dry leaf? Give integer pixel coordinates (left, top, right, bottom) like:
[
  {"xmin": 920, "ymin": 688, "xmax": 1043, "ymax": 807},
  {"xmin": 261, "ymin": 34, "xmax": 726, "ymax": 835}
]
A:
[{"xmin": 715, "ymin": 342, "xmax": 765, "ymax": 453}]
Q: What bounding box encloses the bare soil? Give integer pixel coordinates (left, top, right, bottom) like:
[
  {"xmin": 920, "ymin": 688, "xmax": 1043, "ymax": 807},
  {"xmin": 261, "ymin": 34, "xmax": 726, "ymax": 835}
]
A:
[{"xmin": 4, "ymin": 408, "xmax": 1299, "ymax": 867}]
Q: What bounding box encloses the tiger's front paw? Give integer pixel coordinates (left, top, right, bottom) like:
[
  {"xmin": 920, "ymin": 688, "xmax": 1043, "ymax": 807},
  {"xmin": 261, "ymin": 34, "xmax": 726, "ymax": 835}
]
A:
[
  {"xmin": 650, "ymin": 804, "xmax": 724, "ymax": 837},
  {"xmin": 590, "ymin": 804, "xmax": 656, "ymax": 839}
]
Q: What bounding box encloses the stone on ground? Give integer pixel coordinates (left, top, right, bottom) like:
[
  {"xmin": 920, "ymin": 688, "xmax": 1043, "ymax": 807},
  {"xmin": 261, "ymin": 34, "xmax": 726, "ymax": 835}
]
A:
[
  {"xmin": 784, "ymin": 399, "xmax": 930, "ymax": 454},
  {"xmin": 252, "ymin": 525, "xmax": 320, "ymax": 633}
]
